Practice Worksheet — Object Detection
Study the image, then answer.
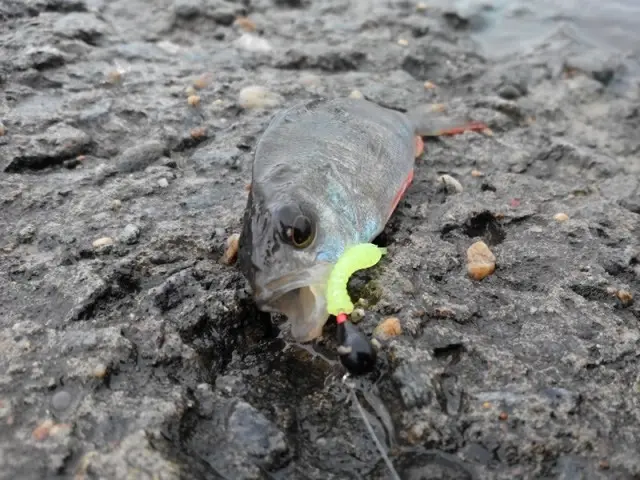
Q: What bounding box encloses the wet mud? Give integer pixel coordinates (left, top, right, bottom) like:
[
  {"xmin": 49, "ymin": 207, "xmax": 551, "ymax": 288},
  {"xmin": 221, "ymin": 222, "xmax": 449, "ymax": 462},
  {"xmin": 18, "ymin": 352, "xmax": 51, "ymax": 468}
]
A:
[{"xmin": 1, "ymin": 0, "xmax": 639, "ymax": 479}]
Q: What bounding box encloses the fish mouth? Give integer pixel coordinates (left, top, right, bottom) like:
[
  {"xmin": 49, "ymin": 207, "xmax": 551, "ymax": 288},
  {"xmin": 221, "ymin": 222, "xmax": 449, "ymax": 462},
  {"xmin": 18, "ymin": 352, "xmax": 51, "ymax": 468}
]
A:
[{"xmin": 255, "ymin": 263, "xmax": 334, "ymax": 343}]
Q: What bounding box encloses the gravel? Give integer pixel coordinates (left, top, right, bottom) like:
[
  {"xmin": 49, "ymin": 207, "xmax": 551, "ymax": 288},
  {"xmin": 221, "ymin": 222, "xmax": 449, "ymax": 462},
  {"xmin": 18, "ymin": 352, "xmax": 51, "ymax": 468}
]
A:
[{"xmin": 0, "ymin": 0, "xmax": 639, "ymax": 479}]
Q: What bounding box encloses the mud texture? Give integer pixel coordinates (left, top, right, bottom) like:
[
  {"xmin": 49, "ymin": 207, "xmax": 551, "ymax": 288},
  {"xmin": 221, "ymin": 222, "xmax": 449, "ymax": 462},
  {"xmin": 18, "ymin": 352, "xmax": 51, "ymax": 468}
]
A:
[{"xmin": 1, "ymin": 0, "xmax": 640, "ymax": 479}]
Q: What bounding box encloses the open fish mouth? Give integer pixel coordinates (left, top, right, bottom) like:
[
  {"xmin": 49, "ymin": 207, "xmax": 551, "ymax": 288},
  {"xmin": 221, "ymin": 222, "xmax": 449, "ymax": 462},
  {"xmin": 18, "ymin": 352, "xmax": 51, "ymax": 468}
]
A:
[{"xmin": 255, "ymin": 263, "xmax": 334, "ymax": 343}]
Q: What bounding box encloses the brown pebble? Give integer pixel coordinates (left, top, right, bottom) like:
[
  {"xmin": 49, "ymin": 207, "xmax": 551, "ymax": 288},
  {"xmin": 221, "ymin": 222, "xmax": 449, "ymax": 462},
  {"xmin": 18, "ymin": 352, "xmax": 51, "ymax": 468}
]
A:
[
  {"xmin": 0, "ymin": 122, "xmax": 6, "ymax": 136},
  {"xmin": 423, "ymin": 81, "xmax": 435, "ymax": 89},
  {"xmin": 93, "ymin": 363, "xmax": 108, "ymax": 378},
  {"xmin": 193, "ymin": 74, "xmax": 212, "ymax": 89},
  {"xmin": 554, "ymin": 212, "xmax": 569, "ymax": 222},
  {"xmin": 471, "ymin": 169, "xmax": 483, "ymax": 177},
  {"xmin": 106, "ymin": 70, "xmax": 122, "ymax": 84},
  {"xmin": 190, "ymin": 127, "xmax": 207, "ymax": 139},
  {"xmin": 599, "ymin": 460, "xmax": 610, "ymax": 470},
  {"xmin": 221, "ymin": 233, "xmax": 240, "ymax": 265},
  {"xmin": 498, "ymin": 411, "xmax": 508, "ymax": 421},
  {"xmin": 187, "ymin": 95, "xmax": 201, "ymax": 107},
  {"xmin": 32, "ymin": 419, "xmax": 55, "ymax": 441},
  {"xmin": 92, "ymin": 237, "xmax": 114, "ymax": 249},
  {"xmin": 616, "ymin": 290, "xmax": 633, "ymax": 306},
  {"xmin": 434, "ymin": 307, "xmax": 455, "ymax": 318},
  {"xmin": 234, "ymin": 16, "xmax": 256, "ymax": 32},
  {"xmin": 467, "ymin": 241, "xmax": 496, "ymax": 280},
  {"xmin": 373, "ymin": 317, "xmax": 402, "ymax": 340}
]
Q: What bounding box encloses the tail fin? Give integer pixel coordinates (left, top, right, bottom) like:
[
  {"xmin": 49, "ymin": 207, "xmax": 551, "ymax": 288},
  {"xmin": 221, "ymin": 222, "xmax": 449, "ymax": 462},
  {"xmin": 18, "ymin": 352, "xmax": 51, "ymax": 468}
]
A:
[{"xmin": 406, "ymin": 104, "xmax": 487, "ymax": 137}]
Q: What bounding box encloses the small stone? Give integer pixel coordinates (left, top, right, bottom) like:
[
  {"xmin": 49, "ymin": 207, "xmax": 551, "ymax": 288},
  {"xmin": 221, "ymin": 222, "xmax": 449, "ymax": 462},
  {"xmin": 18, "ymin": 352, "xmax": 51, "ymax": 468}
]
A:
[
  {"xmin": 0, "ymin": 122, "xmax": 5, "ymax": 136},
  {"xmin": 93, "ymin": 363, "xmax": 108, "ymax": 378},
  {"xmin": 554, "ymin": 212, "xmax": 569, "ymax": 222},
  {"xmin": 116, "ymin": 140, "xmax": 166, "ymax": 173},
  {"xmin": 193, "ymin": 74, "xmax": 212, "ymax": 89},
  {"xmin": 416, "ymin": 2, "xmax": 428, "ymax": 11},
  {"xmin": 234, "ymin": 16, "xmax": 256, "ymax": 32},
  {"xmin": 397, "ymin": 38, "xmax": 409, "ymax": 46},
  {"xmin": 185, "ymin": 85, "xmax": 197, "ymax": 96},
  {"xmin": 482, "ymin": 127, "xmax": 494, "ymax": 136},
  {"xmin": 431, "ymin": 103, "xmax": 446, "ymax": 112},
  {"xmin": 221, "ymin": 233, "xmax": 240, "ymax": 265},
  {"xmin": 157, "ymin": 178, "xmax": 169, "ymax": 188},
  {"xmin": 190, "ymin": 127, "xmax": 207, "ymax": 139},
  {"xmin": 51, "ymin": 391, "xmax": 72, "ymax": 411},
  {"xmin": 236, "ymin": 33, "xmax": 272, "ymax": 53},
  {"xmin": 348, "ymin": 89, "xmax": 364, "ymax": 99},
  {"xmin": 498, "ymin": 411, "xmax": 508, "ymax": 421},
  {"xmin": 32, "ymin": 419, "xmax": 55, "ymax": 441},
  {"xmin": 111, "ymin": 199, "xmax": 122, "ymax": 211},
  {"xmin": 471, "ymin": 169, "xmax": 483, "ymax": 177},
  {"xmin": 49, "ymin": 423, "xmax": 72, "ymax": 437},
  {"xmin": 438, "ymin": 174, "xmax": 463, "ymax": 194},
  {"xmin": 616, "ymin": 290, "xmax": 633, "ymax": 306},
  {"xmin": 106, "ymin": 69, "xmax": 122, "ymax": 84},
  {"xmin": 373, "ymin": 317, "xmax": 402, "ymax": 340},
  {"xmin": 92, "ymin": 237, "xmax": 114, "ymax": 249},
  {"xmin": 482, "ymin": 401, "xmax": 492, "ymax": 409},
  {"xmin": 467, "ymin": 241, "xmax": 496, "ymax": 280},
  {"xmin": 599, "ymin": 460, "xmax": 610, "ymax": 470},
  {"xmin": 238, "ymin": 86, "xmax": 281, "ymax": 109},
  {"xmin": 187, "ymin": 95, "xmax": 201, "ymax": 107},
  {"xmin": 423, "ymin": 81, "xmax": 435, "ymax": 89},
  {"xmin": 119, "ymin": 224, "xmax": 141, "ymax": 244},
  {"xmin": 350, "ymin": 308, "xmax": 365, "ymax": 323}
]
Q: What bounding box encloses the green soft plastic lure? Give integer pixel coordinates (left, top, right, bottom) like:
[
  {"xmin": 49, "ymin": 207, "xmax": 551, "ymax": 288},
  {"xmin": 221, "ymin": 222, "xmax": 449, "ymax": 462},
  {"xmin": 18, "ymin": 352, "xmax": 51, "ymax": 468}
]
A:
[{"xmin": 326, "ymin": 243, "xmax": 387, "ymax": 317}]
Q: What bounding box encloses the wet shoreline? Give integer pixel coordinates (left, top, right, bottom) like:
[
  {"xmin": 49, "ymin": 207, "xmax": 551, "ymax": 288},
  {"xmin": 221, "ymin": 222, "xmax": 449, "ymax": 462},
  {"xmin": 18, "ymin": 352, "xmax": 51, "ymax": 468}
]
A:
[{"xmin": 1, "ymin": 0, "xmax": 639, "ymax": 479}]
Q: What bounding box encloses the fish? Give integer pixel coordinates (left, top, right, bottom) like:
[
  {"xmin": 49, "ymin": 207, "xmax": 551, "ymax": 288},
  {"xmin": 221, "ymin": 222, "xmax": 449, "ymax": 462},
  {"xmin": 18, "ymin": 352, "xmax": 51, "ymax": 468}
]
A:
[{"xmin": 237, "ymin": 97, "xmax": 485, "ymax": 343}]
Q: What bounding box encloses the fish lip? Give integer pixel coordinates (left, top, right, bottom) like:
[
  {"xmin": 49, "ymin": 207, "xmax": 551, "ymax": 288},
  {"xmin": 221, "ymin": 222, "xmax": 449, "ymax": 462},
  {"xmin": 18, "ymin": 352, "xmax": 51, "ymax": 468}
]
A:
[{"xmin": 254, "ymin": 262, "xmax": 333, "ymax": 307}]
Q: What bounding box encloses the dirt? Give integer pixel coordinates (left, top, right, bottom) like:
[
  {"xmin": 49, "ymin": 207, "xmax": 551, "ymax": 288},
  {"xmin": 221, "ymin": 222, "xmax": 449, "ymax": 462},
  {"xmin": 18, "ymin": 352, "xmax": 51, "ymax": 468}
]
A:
[{"xmin": 1, "ymin": 0, "xmax": 639, "ymax": 479}]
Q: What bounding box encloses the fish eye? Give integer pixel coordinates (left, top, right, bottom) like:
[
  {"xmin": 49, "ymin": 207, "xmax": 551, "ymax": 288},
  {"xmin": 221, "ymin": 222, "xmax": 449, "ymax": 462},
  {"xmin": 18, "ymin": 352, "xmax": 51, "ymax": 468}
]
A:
[
  {"xmin": 277, "ymin": 205, "xmax": 316, "ymax": 249},
  {"xmin": 286, "ymin": 215, "xmax": 315, "ymax": 248}
]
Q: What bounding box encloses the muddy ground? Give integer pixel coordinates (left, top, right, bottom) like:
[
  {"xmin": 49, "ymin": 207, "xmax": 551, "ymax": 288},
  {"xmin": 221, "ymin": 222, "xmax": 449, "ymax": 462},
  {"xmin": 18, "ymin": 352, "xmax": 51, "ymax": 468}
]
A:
[{"xmin": 1, "ymin": 0, "xmax": 640, "ymax": 479}]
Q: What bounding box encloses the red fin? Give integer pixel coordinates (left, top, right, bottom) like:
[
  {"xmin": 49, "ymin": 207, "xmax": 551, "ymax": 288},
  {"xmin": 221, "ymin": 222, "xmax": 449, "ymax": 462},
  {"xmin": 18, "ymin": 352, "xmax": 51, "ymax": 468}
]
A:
[
  {"xmin": 433, "ymin": 121, "xmax": 487, "ymax": 136},
  {"xmin": 388, "ymin": 168, "xmax": 414, "ymax": 221}
]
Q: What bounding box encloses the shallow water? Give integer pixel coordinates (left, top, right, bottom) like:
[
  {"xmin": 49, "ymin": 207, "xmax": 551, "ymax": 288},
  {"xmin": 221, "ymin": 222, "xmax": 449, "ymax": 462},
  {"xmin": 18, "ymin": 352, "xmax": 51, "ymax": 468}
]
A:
[{"xmin": 434, "ymin": 0, "xmax": 640, "ymax": 59}]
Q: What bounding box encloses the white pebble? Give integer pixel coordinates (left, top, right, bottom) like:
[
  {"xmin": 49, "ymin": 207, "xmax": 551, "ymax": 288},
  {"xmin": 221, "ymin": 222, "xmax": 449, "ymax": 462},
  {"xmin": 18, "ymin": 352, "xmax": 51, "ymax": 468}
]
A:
[
  {"xmin": 158, "ymin": 178, "xmax": 169, "ymax": 188},
  {"xmin": 349, "ymin": 90, "xmax": 364, "ymax": 99},
  {"xmin": 92, "ymin": 237, "xmax": 114, "ymax": 249},
  {"xmin": 235, "ymin": 33, "xmax": 272, "ymax": 53},
  {"xmin": 438, "ymin": 174, "xmax": 463, "ymax": 194},
  {"xmin": 238, "ymin": 86, "xmax": 281, "ymax": 109}
]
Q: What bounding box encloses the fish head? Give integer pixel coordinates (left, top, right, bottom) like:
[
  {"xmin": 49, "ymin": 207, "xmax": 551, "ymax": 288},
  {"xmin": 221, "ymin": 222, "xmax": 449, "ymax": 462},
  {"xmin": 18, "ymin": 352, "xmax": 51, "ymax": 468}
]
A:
[{"xmin": 238, "ymin": 188, "xmax": 355, "ymax": 343}]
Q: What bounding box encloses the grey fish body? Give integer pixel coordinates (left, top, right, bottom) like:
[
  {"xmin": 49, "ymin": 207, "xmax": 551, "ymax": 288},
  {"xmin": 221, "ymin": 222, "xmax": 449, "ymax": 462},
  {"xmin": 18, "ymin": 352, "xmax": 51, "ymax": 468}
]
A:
[{"xmin": 238, "ymin": 98, "xmax": 422, "ymax": 342}]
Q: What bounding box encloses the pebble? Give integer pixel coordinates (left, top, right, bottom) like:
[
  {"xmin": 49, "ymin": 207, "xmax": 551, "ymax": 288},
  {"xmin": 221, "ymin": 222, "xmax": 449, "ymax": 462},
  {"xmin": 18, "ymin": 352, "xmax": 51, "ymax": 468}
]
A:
[
  {"xmin": 32, "ymin": 419, "xmax": 55, "ymax": 441},
  {"xmin": 157, "ymin": 178, "xmax": 169, "ymax": 188},
  {"xmin": 423, "ymin": 81, "xmax": 436, "ymax": 89},
  {"xmin": 471, "ymin": 169, "xmax": 483, "ymax": 177},
  {"xmin": 616, "ymin": 290, "xmax": 633, "ymax": 306},
  {"xmin": 0, "ymin": 122, "xmax": 5, "ymax": 136},
  {"xmin": 92, "ymin": 237, "xmax": 114, "ymax": 249},
  {"xmin": 111, "ymin": 199, "xmax": 122, "ymax": 211},
  {"xmin": 348, "ymin": 89, "xmax": 364, "ymax": 99},
  {"xmin": 221, "ymin": 233, "xmax": 240, "ymax": 265},
  {"xmin": 467, "ymin": 241, "xmax": 496, "ymax": 280},
  {"xmin": 93, "ymin": 363, "xmax": 108, "ymax": 378},
  {"xmin": 350, "ymin": 308, "xmax": 365, "ymax": 323},
  {"xmin": 51, "ymin": 391, "xmax": 72, "ymax": 411},
  {"xmin": 397, "ymin": 38, "xmax": 409, "ymax": 46},
  {"xmin": 119, "ymin": 224, "xmax": 141, "ymax": 244},
  {"xmin": 190, "ymin": 127, "xmax": 207, "ymax": 139},
  {"xmin": 234, "ymin": 16, "xmax": 257, "ymax": 32},
  {"xmin": 438, "ymin": 174, "xmax": 463, "ymax": 194},
  {"xmin": 554, "ymin": 212, "xmax": 569, "ymax": 222},
  {"xmin": 193, "ymin": 74, "xmax": 212, "ymax": 89},
  {"xmin": 236, "ymin": 34, "xmax": 272, "ymax": 53},
  {"xmin": 187, "ymin": 95, "xmax": 200, "ymax": 107},
  {"xmin": 416, "ymin": 2, "xmax": 428, "ymax": 11},
  {"xmin": 373, "ymin": 317, "xmax": 402, "ymax": 340},
  {"xmin": 116, "ymin": 140, "xmax": 166, "ymax": 173},
  {"xmin": 238, "ymin": 86, "xmax": 281, "ymax": 109}
]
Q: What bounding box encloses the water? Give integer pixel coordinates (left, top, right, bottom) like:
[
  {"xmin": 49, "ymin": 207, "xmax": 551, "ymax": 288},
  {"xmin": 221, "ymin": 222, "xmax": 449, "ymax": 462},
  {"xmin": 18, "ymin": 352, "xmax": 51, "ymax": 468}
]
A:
[{"xmin": 431, "ymin": 0, "xmax": 640, "ymax": 59}]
